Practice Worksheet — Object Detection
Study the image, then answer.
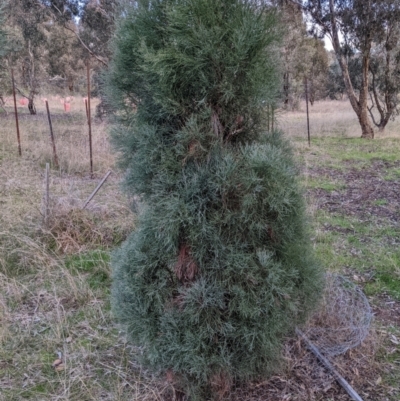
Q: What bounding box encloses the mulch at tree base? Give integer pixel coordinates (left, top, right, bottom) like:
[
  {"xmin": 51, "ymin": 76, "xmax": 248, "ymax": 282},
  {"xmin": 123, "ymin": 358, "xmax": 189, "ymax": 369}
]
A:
[{"xmin": 227, "ymin": 333, "xmax": 387, "ymax": 401}]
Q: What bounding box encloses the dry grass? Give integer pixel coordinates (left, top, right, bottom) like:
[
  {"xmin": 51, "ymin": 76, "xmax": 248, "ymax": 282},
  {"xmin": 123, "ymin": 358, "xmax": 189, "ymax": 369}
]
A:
[
  {"xmin": 1, "ymin": 96, "xmax": 113, "ymax": 174},
  {"xmin": 0, "ymin": 98, "xmax": 146, "ymax": 401},
  {"xmin": 0, "ymin": 256, "xmax": 168, "ymax": 400},
  {"xmin": 278, "ymin": 98, "xmax": 400, "ymax": 139},
  {"xmin": 1, "ymin": 98, "xmax": 399, "ymax": 400}
]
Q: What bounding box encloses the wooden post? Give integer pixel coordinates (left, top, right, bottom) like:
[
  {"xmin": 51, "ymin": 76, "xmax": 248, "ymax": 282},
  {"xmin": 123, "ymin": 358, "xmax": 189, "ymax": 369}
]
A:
[
  {"xmin": 45, "ymin": 101, "xmax": 59, "ymax": 169},
  {"xmin": 87, "ymin": 62, "xmax": 93, "ymax": 178},
  {"xmin": 11, "ymin": 69, "xmax": 22, "ymax": 156},
  {"xmin": 305, "ymin": 76, "xmax": 311, "ymax": 147},
  {"xmin": 44, "ymin": 163, "xmax": 50, "ymax": 226}
]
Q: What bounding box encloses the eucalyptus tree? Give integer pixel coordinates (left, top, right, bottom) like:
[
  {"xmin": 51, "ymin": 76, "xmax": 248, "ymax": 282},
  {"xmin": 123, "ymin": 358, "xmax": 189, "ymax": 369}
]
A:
[
  {"xmin": 79, "ymin": 0, "xmax": 117, "ymax": 65},
  {"xmin": 368, "ymin": 12, "xmax": 400, "ymax": 132},
  {"xmin": 46, "ymin": 20, "xmax": 85, "ymax": 92},
  {"xmin": 45, "ymin": 0, "xmax": 117, "ymax": 67},
  {"xmin": 5, "ymin": 0, "xmax": 50, "ymax": 114},
  {"xmin": 276, "ymin": 0, "xmax": 328, "ymax": 109},
  {"xmin": 302, "ymin": 0, "xmax": 400, "ymax": 138},
  {"xmin": 0, "ymin": 5, "xmax": 8, "ymax": 57},
  {"xmin": 0, "ymin": 3, "xmax": 10, "ymax": 109}
]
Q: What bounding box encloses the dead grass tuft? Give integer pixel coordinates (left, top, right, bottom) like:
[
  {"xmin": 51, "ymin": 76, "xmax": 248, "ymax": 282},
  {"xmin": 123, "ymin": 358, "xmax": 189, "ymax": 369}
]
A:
[
  {"xmin": 211, "ymin": 371, "xmax": 233, "ymax": 401},
  {"xmin": 42, "ymin": 206, "xmax": 132, "ymax": 254}
]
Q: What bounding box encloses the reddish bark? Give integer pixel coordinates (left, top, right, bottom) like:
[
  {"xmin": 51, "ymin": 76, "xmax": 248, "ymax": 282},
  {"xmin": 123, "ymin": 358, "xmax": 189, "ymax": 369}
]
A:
[{"xmin": 174, "ymin": 243, "xmax": 199, "ymax": 283}]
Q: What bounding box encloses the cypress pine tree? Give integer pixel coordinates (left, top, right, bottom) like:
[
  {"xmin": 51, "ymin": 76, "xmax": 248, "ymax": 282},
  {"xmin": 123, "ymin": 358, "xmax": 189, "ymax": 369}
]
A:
[{"xmin": 107, "ymin": 0, "xmax": 323, "ymax": 399}]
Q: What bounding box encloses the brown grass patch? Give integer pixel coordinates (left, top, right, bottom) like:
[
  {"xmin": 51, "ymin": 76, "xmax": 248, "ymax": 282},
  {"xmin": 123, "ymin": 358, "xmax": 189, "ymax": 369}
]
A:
[{"xmin": 42, "ymin": 206, "xmax": 132, "ymax": 254}]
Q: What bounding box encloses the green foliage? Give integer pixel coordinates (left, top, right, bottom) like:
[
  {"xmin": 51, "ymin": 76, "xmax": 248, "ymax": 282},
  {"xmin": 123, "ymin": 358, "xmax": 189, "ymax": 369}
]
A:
[
  {"xmin": 304, "ymin": 0, "xmax": 400, "ymax": 137},
  {"xmin": 46, "ymin": 22, "xmax": 84, "ymax": 92},
  {"xmin": 278, "ymin": 2, "xmax": 329, "ymax": 108},
  {"xmin": 0, "ymin": 2, "xmax": 12, "ymax": 96},
  {"xmin": 326, "ymin": 60, "xmax": 346, "ymax": 100},
  {"xmin": 1, "ymin": 6, "xmax": 19, "ymax": 57},
  {"xmin": 80, "ymin": 0, "xmax": 116, "ymax": 62},
  {"xmin": 107, "ymin": 0, "xmax": 323, "ymax": 399},
  {"xmin": 0, "ymin": 4, "xmax": 8, "ymax": 58}
]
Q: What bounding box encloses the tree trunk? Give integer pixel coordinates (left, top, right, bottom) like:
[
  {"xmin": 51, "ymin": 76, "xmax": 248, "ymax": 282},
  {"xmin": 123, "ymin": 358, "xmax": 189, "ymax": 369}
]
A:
[
  {"xmin": 368, "ymin": 49, "xmax": 396, "ymax": 134},
  {"xmin": 28, "ymin": 100, "xmax": 36, "ymax": 115},
  {"xmin": 68, "ymin": 77, "xmax": 74, "ymax": 92},
  {"xmin": 337, "ymin": 54, "xmax": 375, "ymax": 138},
  {"xmin": 359, "ymin": 111, "xmax": 374, "ymax": 138},
  {"xmin": 28, "ymin": 92, "xmax": 36, "ymax": 115},
  {"xmin": 358, "ymin": 49, "xmax": 374, "ymax": 139},
  {"xmin": 378, "ymin": 111, "xmax": 392, "ymax": 133},
  {"xmin": 0, "ymin": 95, "xmax": 7, "ymax": 115},
  {"xmin": 283, "ymin": 72, "xmax": 290, "ymax": 106},
  {"xmin": 329, "ymin": 0, "xmax": 375, "ymax": 139}
]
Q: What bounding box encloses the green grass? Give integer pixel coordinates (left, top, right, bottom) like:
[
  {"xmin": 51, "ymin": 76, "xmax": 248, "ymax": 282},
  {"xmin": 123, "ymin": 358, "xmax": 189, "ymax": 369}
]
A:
[
  {"xmin": 306, "ymin": 178, "xmax": 346, "ymax": 191},
  {"xmin": 363, "ymin": 249, "xmax": 400, "ymax": 300},
  {"xmin": 365, "ymin": 274, "xmax": 400, "ymax": 299},
  {"xmin": 65, "ymin": 250, "xmax": 111, "ymax": 290},
  {"xmin": 0, "ymin": 102, "xmax": 143, "ymax": 401},
  {"xmin": 293, "ymin": 130, "xmax": 400, "ymax": 400},
  {"xmin": 373, "ymin": 199, "xmax": 388, "ymax": 206},
  {"xmin": 300, "ymin": 136, "xmax": 400, "ymax": 169},
  {"xmin": 384, "ymin": 168, "xmax": 400, "ymax": 181},
  {"xmin": 311, "ymin": 209, "xmax": 400, "ymax": 276}
]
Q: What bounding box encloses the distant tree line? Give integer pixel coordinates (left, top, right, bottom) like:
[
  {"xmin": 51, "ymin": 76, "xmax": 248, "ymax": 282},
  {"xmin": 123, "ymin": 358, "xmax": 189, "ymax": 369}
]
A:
[
  {"xmin": 0, "ymin": 0, "xmax": 400, "ymax": 137},
  {"xmin": 0, "ymin": 0, "xmax": 117, "ymax": 114}
]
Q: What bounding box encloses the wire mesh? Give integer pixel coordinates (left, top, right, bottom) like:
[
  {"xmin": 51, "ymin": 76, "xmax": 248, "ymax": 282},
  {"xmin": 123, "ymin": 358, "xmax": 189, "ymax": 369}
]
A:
[{"xmin": 302, "ymin": 273, "xmax": 373, "ymax": 357}]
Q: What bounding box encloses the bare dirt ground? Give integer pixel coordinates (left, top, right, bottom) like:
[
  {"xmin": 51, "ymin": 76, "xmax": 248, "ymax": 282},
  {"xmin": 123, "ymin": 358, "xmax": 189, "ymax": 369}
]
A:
[
  {"xmin": 308, "ymin": 159, "xmax": 400, "ymax": 322},
  {"xmin": 308, "ymin": 160, "xmax": 400, "ymax": 224}
]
